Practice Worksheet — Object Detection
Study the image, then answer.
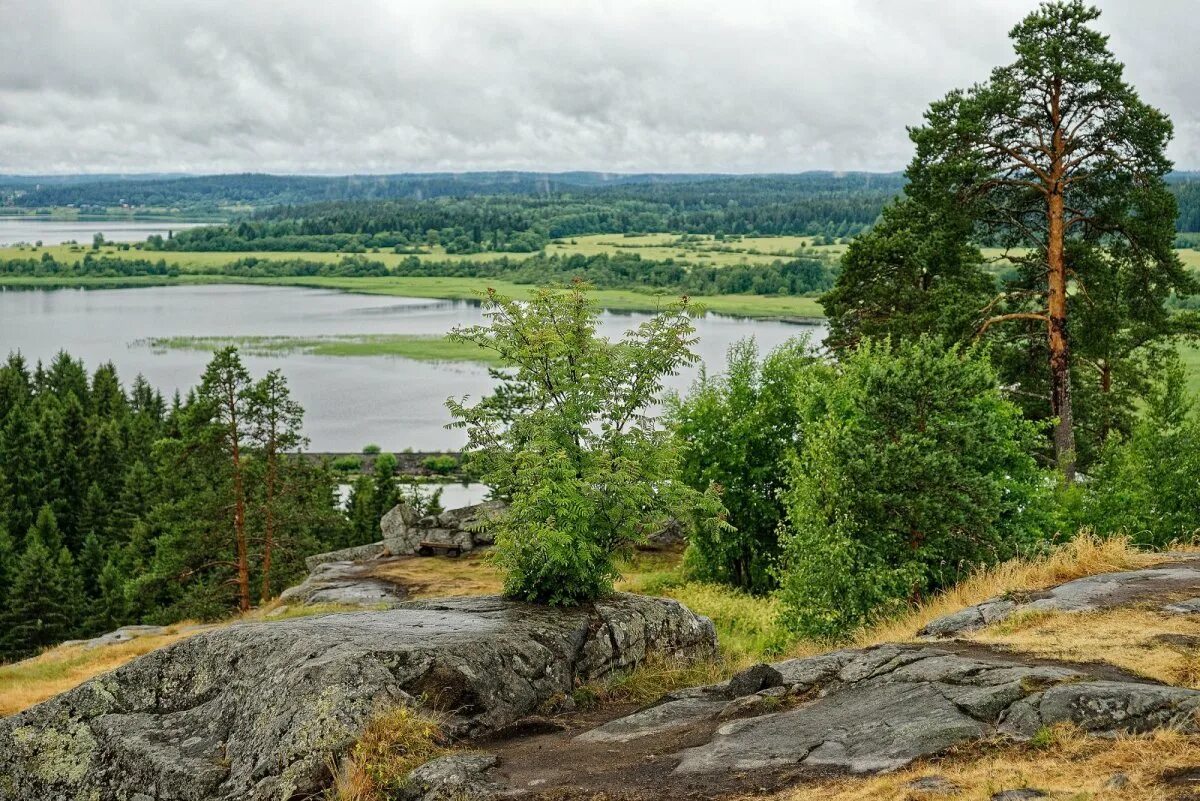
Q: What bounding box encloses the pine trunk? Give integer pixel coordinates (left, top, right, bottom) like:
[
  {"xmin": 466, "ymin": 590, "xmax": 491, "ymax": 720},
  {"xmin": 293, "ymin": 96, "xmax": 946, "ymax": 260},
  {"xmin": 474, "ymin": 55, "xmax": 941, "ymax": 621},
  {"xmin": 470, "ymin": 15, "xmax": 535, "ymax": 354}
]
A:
[{"xmin": 1047, "ymin": 88, "xmax": 1076, "ymax": 483}]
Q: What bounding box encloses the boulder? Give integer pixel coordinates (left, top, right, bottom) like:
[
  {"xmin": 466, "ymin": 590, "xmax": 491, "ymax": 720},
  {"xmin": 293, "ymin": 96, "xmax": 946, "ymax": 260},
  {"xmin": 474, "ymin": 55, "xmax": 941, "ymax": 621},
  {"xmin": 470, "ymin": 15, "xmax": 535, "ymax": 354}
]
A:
[
  {"xmin": 920, "ymin": 562, "xmax": 1200, "ymax": 637},
  {"xmin": 305, "ymin": 541, "xmax": 385, "ymax": 572},
  {"xmin": 0, "ymin": 594, "xmax": 715, "ymax": 801},
  {"xmin": 382, "ymin": 500, "xmax": 504, "ymax": 555},
  {"xmin": 278, "ymin": 559, "xmax": 407, "ymax": 608},
  {"xmin": 398, "ymin": 753, "xmax": 499, "ymax": 801}
]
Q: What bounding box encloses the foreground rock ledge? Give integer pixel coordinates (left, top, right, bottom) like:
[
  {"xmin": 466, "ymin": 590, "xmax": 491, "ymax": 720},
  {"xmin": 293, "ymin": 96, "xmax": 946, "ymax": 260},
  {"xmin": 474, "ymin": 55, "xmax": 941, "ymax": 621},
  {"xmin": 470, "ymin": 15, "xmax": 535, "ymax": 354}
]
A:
[{"xmin": 0, "ymin": 594, "xmax": 715, "ymax": 801}]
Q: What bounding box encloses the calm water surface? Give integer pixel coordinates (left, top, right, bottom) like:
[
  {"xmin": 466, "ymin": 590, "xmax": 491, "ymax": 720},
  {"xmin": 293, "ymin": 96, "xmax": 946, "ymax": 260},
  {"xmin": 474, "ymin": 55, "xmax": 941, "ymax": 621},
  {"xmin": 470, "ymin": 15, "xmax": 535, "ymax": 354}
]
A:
[
  {"xmin": 0, "ymin": 217, "xmax": 208, "ymax": 246},
  {"xmin": 0, "ymin": 284, "xmax": 825, "ymax": 450}
]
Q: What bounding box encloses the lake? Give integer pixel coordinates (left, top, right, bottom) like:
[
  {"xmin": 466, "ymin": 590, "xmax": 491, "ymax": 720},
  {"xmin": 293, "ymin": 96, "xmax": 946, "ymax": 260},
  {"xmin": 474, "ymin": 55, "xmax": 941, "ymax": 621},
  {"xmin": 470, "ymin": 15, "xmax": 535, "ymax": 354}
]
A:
[
  {"xmin": 0, "ymin": 284, "xmax": 826, "ymax": 450},
  {"xmin": 0, "ymin": 217, "xmax": 208, "ymax": 246}
]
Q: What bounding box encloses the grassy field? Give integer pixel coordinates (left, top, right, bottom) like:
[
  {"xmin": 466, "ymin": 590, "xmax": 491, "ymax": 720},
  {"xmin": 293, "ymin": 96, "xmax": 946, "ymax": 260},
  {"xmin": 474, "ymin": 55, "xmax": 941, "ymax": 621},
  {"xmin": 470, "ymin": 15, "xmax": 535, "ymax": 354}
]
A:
[
  {"xmin": 0, "ymin": 233, "xmax": 848, "ymax": 268},
  {"xmin": 143, "ymin": 334, "xmax": 505, "ymax": 364}
]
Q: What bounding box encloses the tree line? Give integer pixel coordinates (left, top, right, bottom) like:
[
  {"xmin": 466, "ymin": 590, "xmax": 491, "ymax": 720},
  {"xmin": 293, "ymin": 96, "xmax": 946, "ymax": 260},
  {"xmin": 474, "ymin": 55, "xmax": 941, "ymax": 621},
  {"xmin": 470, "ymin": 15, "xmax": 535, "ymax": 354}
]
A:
[
  {"xmin": 0, "ymin": 349, "xmax": 365, "ymax": 661},
  {"xmin": 0, "ymin": 251, "xmax": 839, "ymax": 297}
]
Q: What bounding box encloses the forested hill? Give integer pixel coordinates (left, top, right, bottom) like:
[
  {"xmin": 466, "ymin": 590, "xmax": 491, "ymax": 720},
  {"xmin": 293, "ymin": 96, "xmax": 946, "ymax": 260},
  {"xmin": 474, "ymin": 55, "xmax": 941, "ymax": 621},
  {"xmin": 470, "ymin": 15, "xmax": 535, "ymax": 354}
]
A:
[
  {"xmin": 0, "ymin": 171, "xmax": 905, "ymax": 210},
  {"xmin": 9, "ymin": 170, "xmax": 1200, "ymax": 235}
]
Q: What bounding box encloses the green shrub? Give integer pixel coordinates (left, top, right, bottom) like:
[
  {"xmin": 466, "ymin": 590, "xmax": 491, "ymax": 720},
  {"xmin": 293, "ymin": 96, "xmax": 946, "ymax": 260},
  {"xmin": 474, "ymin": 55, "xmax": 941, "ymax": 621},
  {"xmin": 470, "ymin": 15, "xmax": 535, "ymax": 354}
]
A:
[
  {"xmin": 332, "ymin": 455, "xmax": 362, "ymax": 472},
  {"xmin": 361, "ymin": 443, "xmax": 381, "ymax": 454},
  {"xmin": 669, "ymin": 337, "xmax": 822, "ymax": 594},
  {"xmin": 421, "ymin": 454, "xmax": 459, "ymax": 475},
  {"xmin": 777, "ymin": 337, "xmax": 1053, "ymax": 639},
  {"xmin": 1081, "ymin": 365, "xmax": 1200, "ymax": 546}
]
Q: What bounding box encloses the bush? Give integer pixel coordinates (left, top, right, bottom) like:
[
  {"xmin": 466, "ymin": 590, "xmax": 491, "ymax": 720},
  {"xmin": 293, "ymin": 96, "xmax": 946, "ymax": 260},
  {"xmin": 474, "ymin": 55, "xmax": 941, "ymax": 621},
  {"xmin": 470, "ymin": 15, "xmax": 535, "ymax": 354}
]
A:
[
  {"xmin": 421, "ymin": 454, "xmax": 458, "ymax": 475},
  {"xmin": 361, "ymin": 443, "xmax": 381, "ymax": 454},
  {"xmin": 777, "ymin": 337, "xmax": 1053, "ymax": 639},
  {"xmin": 1081, "ymin": 365, "xmax": 1200, "ymax": 546},
  {"xmin": 332, "ymin": 455, "xmax": 362, "ymax": 472},
  {"xmin": 670, "ymin": 337, "xmax": 822, "ymax": 593}
]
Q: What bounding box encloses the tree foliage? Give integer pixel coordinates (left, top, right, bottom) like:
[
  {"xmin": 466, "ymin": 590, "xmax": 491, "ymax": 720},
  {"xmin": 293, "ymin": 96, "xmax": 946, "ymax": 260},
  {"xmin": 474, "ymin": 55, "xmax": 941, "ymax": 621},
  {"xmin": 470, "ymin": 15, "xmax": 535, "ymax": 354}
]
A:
[
  {"xmin": 448, "ymin": 285, "xmax": 725, "ymax": 604},
  {"xmin": 669, "ymin": 338, "xmax": 821, "ymax": 594},
  {"xmin": 906, "ymin": 0, "xmax": 1195, "ymax": 479},
  {"xmin": 777, "ymin": 338, "xmax": 1053, "ymax": 638}
]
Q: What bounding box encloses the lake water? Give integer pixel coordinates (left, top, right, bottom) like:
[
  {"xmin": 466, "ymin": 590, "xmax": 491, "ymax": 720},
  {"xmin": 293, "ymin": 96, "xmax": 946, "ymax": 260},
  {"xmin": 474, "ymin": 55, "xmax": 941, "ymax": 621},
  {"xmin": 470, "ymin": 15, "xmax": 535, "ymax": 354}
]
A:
[
  {"xmin": 0, "ymin": 217, "xmax": 208, "ymax": 246},
  {"xmin": 0, "ymin": 284, "xmax": 825, "ymax": 450}
]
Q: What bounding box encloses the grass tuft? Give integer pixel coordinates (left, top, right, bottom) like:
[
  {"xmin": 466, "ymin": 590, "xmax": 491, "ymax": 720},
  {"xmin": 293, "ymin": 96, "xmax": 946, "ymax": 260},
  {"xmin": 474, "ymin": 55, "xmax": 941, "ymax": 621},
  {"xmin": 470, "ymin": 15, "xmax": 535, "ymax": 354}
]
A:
[{"xmin": 332, "ymin": 706, "xmax": 449, "ymax": 801}]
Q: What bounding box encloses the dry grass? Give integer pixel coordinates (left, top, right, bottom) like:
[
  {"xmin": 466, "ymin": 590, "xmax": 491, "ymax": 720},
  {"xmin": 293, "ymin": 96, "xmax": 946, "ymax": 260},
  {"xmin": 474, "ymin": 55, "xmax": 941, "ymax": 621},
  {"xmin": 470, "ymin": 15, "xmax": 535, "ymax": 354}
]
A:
[
  {"xmin": 331, "ymin": 705, "xmax": 450, "ymax": 801},
  {"xmin": 969, "ymin": 605, "xmax": 1200, "ymax": 689},
  {"xmin": 768, "ymin": 724, "xmax": 1200, "ymax": 800},
  {"xmin": 853, "ymin": 535, "xmax": 1160, "ymax": 648},
  {"xmin": 0, "ymin": 627, "xmax": 197, "ymax": 716},
  {"xmin": 369, "ymin": 552, "xmax": 504, "ymax": 598},
  {"xmin": 0, "ymin": 603, "xmax": 367, "ymax": 717}
]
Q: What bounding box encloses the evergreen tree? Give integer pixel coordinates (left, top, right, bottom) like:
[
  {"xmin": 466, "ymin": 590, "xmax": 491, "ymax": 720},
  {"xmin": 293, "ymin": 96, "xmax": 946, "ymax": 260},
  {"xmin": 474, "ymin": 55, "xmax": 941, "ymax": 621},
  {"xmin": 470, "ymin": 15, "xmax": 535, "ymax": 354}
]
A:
[
  {"xmin": 345, "ymin": 473, "xmax": 377, "ymax": 546},
  {"xmin": 371, "ymin": 452, "xmax": 401, "ymax": 526},
  {"xmin": 906, "ymin": 0, "xmax": 1194, "ymax": 480},
  {"xmin": 0, "ymin": 507, "xmax": 74, "ymax": 658}
]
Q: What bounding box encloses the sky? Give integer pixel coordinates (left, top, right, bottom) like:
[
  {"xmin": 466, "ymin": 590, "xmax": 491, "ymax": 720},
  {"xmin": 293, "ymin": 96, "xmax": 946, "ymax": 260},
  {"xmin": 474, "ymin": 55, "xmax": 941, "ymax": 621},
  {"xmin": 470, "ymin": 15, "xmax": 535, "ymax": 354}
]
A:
[{"xmin": 2, "ymin": 0, "xmax": 1198, "ymax": 175}]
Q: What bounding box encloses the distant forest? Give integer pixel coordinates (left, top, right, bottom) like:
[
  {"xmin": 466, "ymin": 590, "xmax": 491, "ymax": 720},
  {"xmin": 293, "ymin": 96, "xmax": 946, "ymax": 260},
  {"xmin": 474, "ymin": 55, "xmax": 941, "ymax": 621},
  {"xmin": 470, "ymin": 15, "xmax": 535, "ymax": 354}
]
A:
[{"xmin": 7, "ymin": 171, "xmax": 1200, "ymax": 244}]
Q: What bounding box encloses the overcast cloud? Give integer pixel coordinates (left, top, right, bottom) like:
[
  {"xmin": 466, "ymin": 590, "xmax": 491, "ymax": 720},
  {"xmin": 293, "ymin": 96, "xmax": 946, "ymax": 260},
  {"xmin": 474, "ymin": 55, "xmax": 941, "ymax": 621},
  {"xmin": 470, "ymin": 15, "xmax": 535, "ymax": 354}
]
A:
[{"xmin": 2, "ymin": 0, "xmax": 1198, "ymax": 174}]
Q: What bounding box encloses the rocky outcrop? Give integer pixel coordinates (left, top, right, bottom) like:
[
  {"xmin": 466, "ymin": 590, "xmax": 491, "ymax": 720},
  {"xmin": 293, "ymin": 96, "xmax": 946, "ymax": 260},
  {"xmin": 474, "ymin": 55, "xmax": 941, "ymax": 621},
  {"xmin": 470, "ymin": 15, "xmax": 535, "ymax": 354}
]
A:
[
  {"xmin": 382, "ymin": 500, "xmax": 506, "ymax": 556},
  {"xmin": 278, "ymin": 558, "xmax": 407, "ymax": 608},
  {"xmin": 0, "ymin": 594, "xmax": 715, "ymax": 801},
  {"xmin": 466, "ymin": 643, "xmax": 1200, "ymax": 798},
  {"xmin": 920, "ymin": 560, "xmax": 1200, "ymax": 637}
]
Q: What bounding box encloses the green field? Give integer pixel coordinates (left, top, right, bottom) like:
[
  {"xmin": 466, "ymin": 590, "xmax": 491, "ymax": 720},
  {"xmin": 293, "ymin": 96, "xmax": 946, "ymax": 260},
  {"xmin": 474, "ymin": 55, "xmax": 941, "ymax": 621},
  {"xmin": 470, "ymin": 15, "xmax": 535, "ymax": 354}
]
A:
[
  {"xmin": 142, "ymin": 334, "xmax": 504, "ymax": 364},
  {"xmin": 0, "ymin": 232, "xmax": 846, "ymax": 269}
]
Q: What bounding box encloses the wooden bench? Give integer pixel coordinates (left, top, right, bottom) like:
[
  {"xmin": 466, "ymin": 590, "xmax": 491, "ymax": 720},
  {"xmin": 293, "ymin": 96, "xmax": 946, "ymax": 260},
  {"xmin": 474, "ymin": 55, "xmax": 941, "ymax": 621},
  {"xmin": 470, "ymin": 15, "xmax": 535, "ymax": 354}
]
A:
[{"xmin": 417, "ymin": 541, "xmax": 463, "ymax": 558}]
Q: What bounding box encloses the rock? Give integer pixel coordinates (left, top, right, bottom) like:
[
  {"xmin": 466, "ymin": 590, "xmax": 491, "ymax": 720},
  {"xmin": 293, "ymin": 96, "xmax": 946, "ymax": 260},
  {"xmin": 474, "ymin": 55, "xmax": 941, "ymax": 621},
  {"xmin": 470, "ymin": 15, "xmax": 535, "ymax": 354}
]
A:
[
  {"xmin": 676, "ymin": 679, "xmax": 991, "ymax": 775},
  {"xmin": 908, "ymin": 775, "xmax": 961, "ymax": 793},
  {"xmin": 570, "ymin": 643, "xmax": 1200, "ymax": 780},
  {"xmin": 639, "ymin": 518, "xmax": 687, "ymax": 551},
  {"xmin": 921, "ymin": 563, "xmax": 1200, "ymax": 637},
  {"xmin": 0, "ymin": 593, "xmax": 715, "ymax": 801},
  {"xmin": 575, "ymin": 696, "xmax": 727, "ymax": 744},
  {"xmin": 305, "ymin": 541, "xmax": 385, "ymax": 572},
  {"xmin": 1163, "ymin": 597, "xmax": 1200, "ymax": 614},
  {"xmin": 278, "ymin": 559, "xmax": 407, "ymax": 608},
  {"xmin": 1105, "ymin": 772, "xmax": 1130, "ymax": 789},
  {"xmin": 1000, "ymin": 680, "xmax": 1200, "ymax": 737},
  {"xmin": 398, "ymin": 753, "xmax": 499, "ymax": 801},
  {"xmin": 382, "ymin": 500, "xmax": 505, "ymax": 555},
  {"xmin": 717, "ymin": 688, "xmax": 788, "ymax": 721},
  {"xmin": 726, "ymin": 662, "xmax": 784, "ymax": 698},
  {"xmin": 60, "ymin": 624, "xmax": 169, "ymax": 649},
  {"xmin": 991, "ymin": 791, "xmax": 1046, "ymax": 800}
]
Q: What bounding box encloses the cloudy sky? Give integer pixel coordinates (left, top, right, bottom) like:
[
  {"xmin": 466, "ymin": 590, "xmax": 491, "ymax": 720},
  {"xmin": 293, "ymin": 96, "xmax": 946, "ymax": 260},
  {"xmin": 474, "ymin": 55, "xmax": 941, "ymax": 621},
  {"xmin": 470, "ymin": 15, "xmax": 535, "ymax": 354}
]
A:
[{"xmin": 2, "ymin": 0, "xmax": 1198, "ymax": 175}]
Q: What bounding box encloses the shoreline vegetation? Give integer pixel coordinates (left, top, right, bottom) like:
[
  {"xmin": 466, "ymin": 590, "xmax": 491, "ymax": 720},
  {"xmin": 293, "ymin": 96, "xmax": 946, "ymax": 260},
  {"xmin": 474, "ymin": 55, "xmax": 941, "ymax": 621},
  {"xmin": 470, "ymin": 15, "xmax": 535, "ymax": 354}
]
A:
[{"xmin": 140, "ymin": 333, "xmax": 506, "ymax": 364}]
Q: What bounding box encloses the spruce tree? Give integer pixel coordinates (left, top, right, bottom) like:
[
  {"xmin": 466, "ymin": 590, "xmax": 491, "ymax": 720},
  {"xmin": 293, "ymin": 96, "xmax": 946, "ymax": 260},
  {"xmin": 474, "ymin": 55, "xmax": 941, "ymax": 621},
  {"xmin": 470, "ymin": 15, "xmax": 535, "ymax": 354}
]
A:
[{"xmin": 0, "ymin": 508, "xmax": 73, "ymax": 658}]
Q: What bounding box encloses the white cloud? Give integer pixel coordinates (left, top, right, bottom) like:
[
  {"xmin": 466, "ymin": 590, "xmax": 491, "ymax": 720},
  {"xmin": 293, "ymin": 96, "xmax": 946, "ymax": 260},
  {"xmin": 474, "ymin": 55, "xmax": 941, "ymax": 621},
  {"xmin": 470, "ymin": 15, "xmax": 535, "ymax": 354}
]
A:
[{"xmin": 1, "ymin": 0, "xmax": 1196, "ymax": 173}]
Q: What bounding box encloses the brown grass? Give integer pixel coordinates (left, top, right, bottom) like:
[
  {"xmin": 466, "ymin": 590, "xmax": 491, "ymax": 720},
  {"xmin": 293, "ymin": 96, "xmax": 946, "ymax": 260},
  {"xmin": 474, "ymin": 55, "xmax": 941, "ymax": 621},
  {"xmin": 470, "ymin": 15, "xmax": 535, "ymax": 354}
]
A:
[
  {"xmin": 767, "ymin": 724, "xmax": 1200, "ymax": 800},
  {"xmin": 853, "ymin": 535, "xmax": 1162, "ymax": 648},
  {"xmin": 369, "ymin": 552, "xmax": 503, "ymax": 598},
  {"xmin": 967, "ymin": 606, "xmax": 1200, "ymax": 688},
  {"xmin": 0, "ymin": 627, "xmax": 197, "ymax": 716},
  {"xmin": 331, "ymin": 705, "xmax": 450, "ymax": 801},
  {"xmin": 0, "ymin": 603, "xmax": 367, "ymax": 717}
]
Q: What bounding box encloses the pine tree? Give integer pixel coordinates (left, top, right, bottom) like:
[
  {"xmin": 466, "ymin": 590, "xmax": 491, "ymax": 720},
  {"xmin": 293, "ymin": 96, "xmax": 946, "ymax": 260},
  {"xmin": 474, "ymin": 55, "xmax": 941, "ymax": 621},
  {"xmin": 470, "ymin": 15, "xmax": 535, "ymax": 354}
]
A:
[
  {"xmin": 197, "ymin": 348, "xmax": 255, "ymax": 612},
  {"xmin": 0, "ymin": 403, "xmax": 45, "ymax": 542},
  {"xmin": 246, "ymin": 369, "xmax": 305, "ymax": 603},
  {"xmin": 79, "ymin": 531, "xmax": 106, "ymax": 599}
]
